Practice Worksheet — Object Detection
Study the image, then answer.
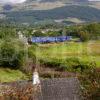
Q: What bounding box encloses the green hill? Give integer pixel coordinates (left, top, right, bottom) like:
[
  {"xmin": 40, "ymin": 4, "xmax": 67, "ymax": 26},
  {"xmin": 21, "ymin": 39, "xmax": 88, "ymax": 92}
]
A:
[
  {"xmin": 0, "ymin": 0, "xmax": 100, "ymax": 25},
  {"xmin": 1, "ymin": 5, "xmax": 100, "ymax": 25}
]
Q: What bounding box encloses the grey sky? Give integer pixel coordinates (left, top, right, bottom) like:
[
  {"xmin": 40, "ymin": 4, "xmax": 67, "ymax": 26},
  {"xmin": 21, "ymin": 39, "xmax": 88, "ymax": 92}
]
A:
[
  {"xmin": 88, "ymin": 0, "xmax": 100, "ymax": 1},
  {"xmin": 0, "ymin": 0, "xmax": 27, "ymax": 4},
  {"xmin": 0, "ymin": 0, "xmax": 100, "ymax": 4}
]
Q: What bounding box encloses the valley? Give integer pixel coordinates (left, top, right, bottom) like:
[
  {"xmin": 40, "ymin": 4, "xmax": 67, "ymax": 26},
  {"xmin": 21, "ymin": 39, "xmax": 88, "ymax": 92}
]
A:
[{"xmin": 0, "ymin": 0, "xmax": 100, "ymax": 100}]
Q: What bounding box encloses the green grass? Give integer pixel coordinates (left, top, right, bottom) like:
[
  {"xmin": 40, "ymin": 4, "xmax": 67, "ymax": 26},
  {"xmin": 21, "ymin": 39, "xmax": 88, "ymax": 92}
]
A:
[
  {"xmin": 0, "ymin": 68, "xmax": 28, "ymax": 83},
  {"xmin": 32, "ymin": 41, "xmax": 100, "ymax": 67}
]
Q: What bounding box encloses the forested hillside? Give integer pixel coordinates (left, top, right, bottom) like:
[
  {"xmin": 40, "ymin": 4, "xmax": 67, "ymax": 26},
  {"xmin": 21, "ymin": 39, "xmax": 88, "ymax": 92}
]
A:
[
  {"xmin": 1, "ymin": 5, "xmax": 100, "ymax": 25},
  {"xmin": 0, "ymin": 0, "xmax": 100, "ymax": 25}
]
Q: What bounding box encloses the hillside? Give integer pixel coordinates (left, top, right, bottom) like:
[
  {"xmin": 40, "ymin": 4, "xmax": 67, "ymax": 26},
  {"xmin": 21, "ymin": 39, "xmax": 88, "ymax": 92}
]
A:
[
  {"xmin": 1, "ymin": 4, "xmax": 100, "ymax": 25},
  {"xmin": 0, "ymin": 0, "xmax": 100, "ymax": 25},
  {"xmin": 26, "ymin": 0, "xmax": 89, "ymax": 3}
]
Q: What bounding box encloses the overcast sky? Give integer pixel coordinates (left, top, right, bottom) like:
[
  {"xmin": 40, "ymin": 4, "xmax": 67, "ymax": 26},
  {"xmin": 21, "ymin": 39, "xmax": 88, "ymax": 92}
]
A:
[
  {"xmin": 0, "ymin": 0, "xmax": 27, "ymax": 4},
  {"xmin": 0, "ymin": 0, "xmax": 100, "ymax": 4},
  {"xmin": 88, "ymin": 0, "xmax": 100, "ymax": 1}
]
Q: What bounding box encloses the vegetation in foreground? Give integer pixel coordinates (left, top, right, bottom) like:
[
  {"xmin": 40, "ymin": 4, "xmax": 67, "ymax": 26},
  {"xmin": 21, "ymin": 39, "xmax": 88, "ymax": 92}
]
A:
[
  {"xmin": 0, "ymin": 22, "xmax": 99, "ymax": 100},
  {"xmin": 31, "ymin": 41, "xmax": 100, "ymax": 68},
  {"xmin": 30, "ymin": 41, "xmax": 100, "ymax": 100},
  {"xmin": 0, "ymin": 68, "xmax": 28, "ymax": 82}
]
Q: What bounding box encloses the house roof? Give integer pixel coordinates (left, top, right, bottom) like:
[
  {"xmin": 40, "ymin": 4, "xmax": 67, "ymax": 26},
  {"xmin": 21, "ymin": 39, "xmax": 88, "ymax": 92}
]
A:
[
  {"xmin": 0, "ymin": 78, "xmax": 81, "ymax": 100},
  {"xmin": 37, "ymin": 78, "xmax": 81, "ymax": 100}
]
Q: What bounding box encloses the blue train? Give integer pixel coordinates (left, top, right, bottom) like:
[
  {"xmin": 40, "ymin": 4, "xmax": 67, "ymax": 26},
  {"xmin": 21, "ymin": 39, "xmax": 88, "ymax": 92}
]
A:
[{"xmin": 31, "ymin": 36, "xmax": 72, "ymax": 43}]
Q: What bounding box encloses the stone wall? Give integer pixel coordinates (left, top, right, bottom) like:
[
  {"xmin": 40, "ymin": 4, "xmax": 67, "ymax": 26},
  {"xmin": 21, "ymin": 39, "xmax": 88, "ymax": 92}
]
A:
[{"xmin": 0, "ymin": 80, "xmax": 40, "ymax": 100}]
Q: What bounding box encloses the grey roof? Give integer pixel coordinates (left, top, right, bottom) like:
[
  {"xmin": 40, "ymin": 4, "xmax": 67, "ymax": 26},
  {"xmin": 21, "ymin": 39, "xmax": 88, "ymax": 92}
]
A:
[{"xmin": 37, "ymin": 78, "xmax": 81, "ymax": 100}]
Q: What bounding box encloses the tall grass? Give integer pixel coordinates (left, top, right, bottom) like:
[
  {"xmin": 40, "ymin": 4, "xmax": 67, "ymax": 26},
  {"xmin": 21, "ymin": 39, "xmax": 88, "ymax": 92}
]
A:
[{"xmin": 34, "ymin": 41, "xmax": 100, "ymax": 67}]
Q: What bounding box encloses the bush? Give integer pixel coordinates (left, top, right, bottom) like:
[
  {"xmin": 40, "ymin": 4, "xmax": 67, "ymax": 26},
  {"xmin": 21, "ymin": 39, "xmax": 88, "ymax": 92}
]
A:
[
  {"xmin": 52, "ymin": 58, "xmax": 88, "ymax": 72},
  {"xmin": 39, "ymin": 57, "xmax": 92, "ymax": 72},
  {"xmin": 0, "ymin": 39, "xmax": 26, "ymax": 69},
  {"xmin": 0, "ymin": 27, "xmax": 16, "ymax": 39},
  {"xmin": 79, "ymin": 66, "xmax": 100, "ymax": 100},
  {"xmin": 78, "ymin": 31, "xmax": 89, "ymax": 42},
  {"xmin": 39, "ymin": 58, "xmax": 61, "ymax": 69}
]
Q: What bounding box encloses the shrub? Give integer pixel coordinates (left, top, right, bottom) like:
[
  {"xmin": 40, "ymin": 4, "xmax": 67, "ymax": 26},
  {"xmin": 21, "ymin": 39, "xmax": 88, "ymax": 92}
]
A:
[
  {"xmin": 0, "ymin": 39, "xmax": 26, "ymax": 69},
  {"xmin": 78, "ymin": 31, "xmax": 89, "ymax": 42},
  {"xmin": 79, "ymin": 66, "xmax": 100, "ymax": 100},
  {"xmin": 63, "ymin": 58, "xmax": 95, "ymax": 72},
  {"xmin": 39, "ymin": 57, "xmax": 91, "ymax": 72},
  {"xmin": 39, "ymin": 58, "xmax": 61, "ymax": 69}
]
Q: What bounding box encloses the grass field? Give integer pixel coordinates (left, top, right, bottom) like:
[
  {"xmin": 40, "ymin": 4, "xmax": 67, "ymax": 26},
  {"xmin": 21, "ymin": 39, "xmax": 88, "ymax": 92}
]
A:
[
  {"xmin": 34, "ymin": 41, "xmax": 100, "ymax": 67},
  {"xmin": 0, "ymin": 68, "xmax": 28, "ymax": 82},
  {"xmin": 1, "ymin": 41, "xmax": 99, "ymax": 82}
]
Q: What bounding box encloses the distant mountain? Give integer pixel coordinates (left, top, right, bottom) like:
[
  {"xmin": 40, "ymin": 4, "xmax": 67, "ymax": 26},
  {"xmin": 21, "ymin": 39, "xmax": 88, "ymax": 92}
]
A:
[
  {"xmin": 26, "ymin": 0, "xmax": 89, "ymax": 3},
  {"xmin": 0, "ymin": 0, "xmax": 100, "ymax": 25},
  {"xmin": 27, "ymin": 0, "xmax": 88, "ymax": 2},
  {"xmin": 1, "ymin": 4, "xmax": 100, "ymax": 25},
  {"xmin": 3, "ymin": 4, "xmax": 13, "ymax": 11}
]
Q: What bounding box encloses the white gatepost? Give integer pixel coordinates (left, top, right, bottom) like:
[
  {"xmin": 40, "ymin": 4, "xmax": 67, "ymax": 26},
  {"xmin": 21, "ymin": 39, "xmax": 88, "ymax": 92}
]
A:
[{"xmin": 33, "ymin": 69, "xmax": 40, "ymax": 85}]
